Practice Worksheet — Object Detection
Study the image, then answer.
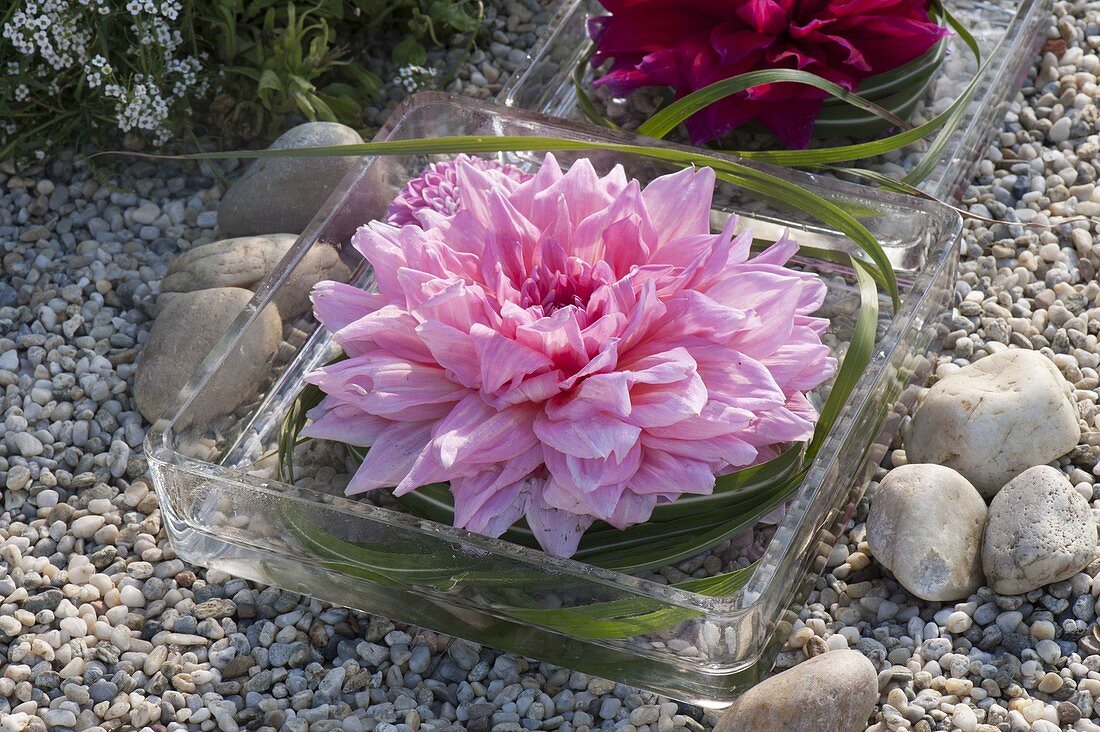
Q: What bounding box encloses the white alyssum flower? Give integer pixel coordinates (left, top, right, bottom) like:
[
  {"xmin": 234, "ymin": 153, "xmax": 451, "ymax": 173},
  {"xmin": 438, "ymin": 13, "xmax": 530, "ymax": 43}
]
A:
[
  {"xmin": 2, "ymin": 0, "xmax": 205, "ymax": 145},
  {"xmin": 395, "ymin": 64, "xmax": 437, "ymax": 94}
]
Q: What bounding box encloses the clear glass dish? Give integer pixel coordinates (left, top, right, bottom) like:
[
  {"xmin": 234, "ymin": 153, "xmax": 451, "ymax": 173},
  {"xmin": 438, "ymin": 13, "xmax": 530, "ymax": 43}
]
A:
[
  {"xmin": 500, "ymin": 0, "xmax": 1052, "ymax": 201},
  {"xmin": 146, "ymin": 92, "xmax": 962, "ymax": 706}
]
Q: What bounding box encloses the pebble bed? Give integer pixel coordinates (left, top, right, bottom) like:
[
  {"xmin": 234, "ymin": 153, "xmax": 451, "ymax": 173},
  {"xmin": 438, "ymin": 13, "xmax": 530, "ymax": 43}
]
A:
[
  {"xmin": 362, "ymin": 0, "xmax": 558, "ymax": 131},
  {"xmin": 1, "ymin": 3, "xmax": 1099, "ymax": 732}
]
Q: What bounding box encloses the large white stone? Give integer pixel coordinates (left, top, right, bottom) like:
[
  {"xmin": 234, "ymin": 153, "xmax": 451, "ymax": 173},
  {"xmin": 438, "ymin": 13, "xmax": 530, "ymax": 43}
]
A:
[
  {"xmin": 134, "ymin": 287, "xmax": 281, "ymax": 422},
  {"xmin": 217, "ymin": 122, "xmax": 363, "ymax": 238},
  {"xmin": 157, "ymin": 233, "xmax": 344, "ymax": 318},
  {"xmin": 714, "ymin": 650, "xmax": 877, "ymax": 732},
  {"xmin": 867, "ymin": 464, "xmax": 987, "ymax": 601},
  {"xmin": 982, "ymin": 465, "xmax": 1097, "ymax": 595},
  {"xmin": 906, "ymin": 349, "xmax": 1079, "ymax": 497}
]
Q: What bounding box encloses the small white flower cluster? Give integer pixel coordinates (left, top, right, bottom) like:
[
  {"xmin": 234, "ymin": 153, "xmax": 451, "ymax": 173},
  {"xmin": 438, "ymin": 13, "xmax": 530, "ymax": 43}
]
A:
[
  {"xmin": 83, "ymin": 54, "xmax": 111, "ymax": 88},
  {"xmin": 395, "ymin": 64, "xmax": 437, "ymax": 94},
  {"xmin": 104, "ymin": 75, "xmax": 173, "ymax": 144},
  {"xmin": 1, "ymin": 0, "xmax": 207, "ymax": 147},
  {"xmin": 2, "ymin": 0, "xmax": 93, "ymax": 71}
]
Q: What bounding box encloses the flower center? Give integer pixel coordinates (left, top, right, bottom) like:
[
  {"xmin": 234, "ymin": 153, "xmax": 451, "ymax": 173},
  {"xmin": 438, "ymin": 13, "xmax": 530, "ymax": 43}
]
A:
[{"xmin": 519, "ymin": 259, "xmax": 610, "ymax": 314}]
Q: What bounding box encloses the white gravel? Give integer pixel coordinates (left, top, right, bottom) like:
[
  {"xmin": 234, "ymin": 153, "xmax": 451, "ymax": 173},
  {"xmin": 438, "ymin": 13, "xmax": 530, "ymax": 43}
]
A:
[{"xmin": 3, "ymin": 1, "xmax": 1100, "ymax": 731}]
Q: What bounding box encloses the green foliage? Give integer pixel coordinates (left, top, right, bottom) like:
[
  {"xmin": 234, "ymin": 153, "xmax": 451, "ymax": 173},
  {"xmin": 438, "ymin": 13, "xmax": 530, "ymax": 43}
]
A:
[
  {"xmin": 0, "ymin": 0, "xmax": 208, "ymax": 163},
  {"xmin": 192, "ymin": 0, "xmax": 485, "ymax": 140},
  {"xmin": 0, "ymin": 0, "xmax": 485, "ymax": 162}
]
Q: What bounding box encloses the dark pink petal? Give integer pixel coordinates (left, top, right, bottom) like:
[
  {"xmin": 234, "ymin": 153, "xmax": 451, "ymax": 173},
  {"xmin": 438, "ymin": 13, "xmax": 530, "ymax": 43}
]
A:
[
  {"xmin": 755, "ymin": 95, "xmax": 826, "ymax": 149},
  {"xmin": 710, "ymin": 25, "xmax": 773, "ymax": 68},
  {"xmin": 587, "ymin": 6, "xmax": 713, "ymax": 55},
  {"xmin": 734, "ymin": 0, "xmax": 793, "ymax": 34}
]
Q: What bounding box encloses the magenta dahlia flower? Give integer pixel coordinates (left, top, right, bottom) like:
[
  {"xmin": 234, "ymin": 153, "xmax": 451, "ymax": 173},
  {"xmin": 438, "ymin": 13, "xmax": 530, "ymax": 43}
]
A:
[
  {"xmin": 305, "ymin": 154, "xmax": 836, "ymax": 557},
  {"xmin": 589, "ymin": 0, "xmax": 947, "ymax": 148},
  {"xmin": 386, "ymin": 153, "xmax": 533, "ymax": 227}
]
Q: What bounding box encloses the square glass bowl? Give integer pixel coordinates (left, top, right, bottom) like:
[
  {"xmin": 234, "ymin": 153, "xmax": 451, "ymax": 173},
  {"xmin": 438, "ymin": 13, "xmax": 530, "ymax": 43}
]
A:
[
  {"xmin": 500, "ymin": 0, "xmax": 1052, "ymax": 202},
  {"xmin": 146, "ymin": 93, "xmax": 962, "ymax": 706}
]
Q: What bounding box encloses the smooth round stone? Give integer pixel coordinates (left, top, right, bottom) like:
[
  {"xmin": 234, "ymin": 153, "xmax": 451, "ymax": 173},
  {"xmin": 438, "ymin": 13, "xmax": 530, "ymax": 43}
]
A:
[
  {"xmin": 157, "ymin": 234, "xmax": 344, "ymax": 318},
  {"xmin": 133, "ymin": 287, "xmax": 282, "ymax": 423},
  {"xmin": 983, "ymin": 466, "xmax": 1097, "ymax": 595},
  {"xmin": 906, "ymin": 350, "xmax": 1080, "ymax": 497},
  {"xmin": 867, "ymin": 464, "xmax": 987, "ymax": 601},
  {"xmin": 71, "ymin": 515, "xmax": 105, "ymax": 539},
  {"xmin": 714, "ymin": 650, "xmax": 877, "ymax": 732},
  {"xmin": 217, "ymin": 122, "xmax": 364, "ymax": 238}
]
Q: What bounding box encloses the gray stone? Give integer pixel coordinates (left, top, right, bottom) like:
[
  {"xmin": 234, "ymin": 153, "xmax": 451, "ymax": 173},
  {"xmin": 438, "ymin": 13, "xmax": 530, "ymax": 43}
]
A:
[
  {"xmin": 714, "ymin": 650, "xmax": 877, "ymax": 732},
  {"xmin": 982, "ymin": 465, "xmax": 1097, "ymax": 595},
  {"xmin": 89, "ymin": 679, "xmax": 118, "ymax": 704},
  {"xmin": 907, "ymin": 349, "xmax": 1080, "ymax": 497},
  {"xmin": 218, "ymin": 122, "xmax": 363, "ymax": 238},
  {"xmin": 867, "ymin": 464, "xmax": 987, "ymax": 601},
  {"xmin": 134, "ymin": 287, "xmax": 282, "ymax": 422}
]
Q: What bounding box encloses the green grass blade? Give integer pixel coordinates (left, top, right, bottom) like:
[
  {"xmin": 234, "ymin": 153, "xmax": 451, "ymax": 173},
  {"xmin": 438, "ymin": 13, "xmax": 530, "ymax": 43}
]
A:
[
  {"xmin": 498, "ymin": 563, "xmax": 756, "ymax": 639},
  {"xmin": 106, "ymin": 134, "xmax": 898, "ymax": 306},
  {"xmin": 636, "ymin": 68, "xmax": 914, "ymax": 141},
  {"xmin": 806, "ymin": 258, "xmax": 880, "ymax": 461}
]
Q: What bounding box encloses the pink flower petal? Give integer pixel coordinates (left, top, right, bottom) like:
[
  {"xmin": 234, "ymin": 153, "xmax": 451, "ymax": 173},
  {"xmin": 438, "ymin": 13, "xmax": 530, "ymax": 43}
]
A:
[
  {"xmin": 431, "ymin": 394, "xmax": 541, "ymax": 469},
  {"xmin": 346, "ymin": 420, "xmax": 434, "ymax": 495},
  {"xmin": 470, "ymin": 323, "xmax": 555, "ymax": 394},
  {"xmin": 336, "ymin": 305, "xmax": 432, "ymax": 362},
  {"xmin": 543, "ymin": 441, "xmax": 643, "ymax": 496},
  {"xmin": 312, "ymin": 280, "xmax": 387, "ymax": 333},
  {"xmin": 628, "ymin": 449, "xmax": 716, "ymax": 496},
  {"xmin": 640, "ymin": 166, "xmax": 715, "ymax": 247},
  {"xmin": 301, "ymin": 398, "xmax": 389, "ymax": 447},
  {"xmin": 451, "ymin": 446, "xmax": 542, "ymax": 532},
  {"xmin": 414, "ymin": 320, "xmax": 481, "ymax": 388},
  {"xmin": 314, "ymin": 153, "xmax": 836, "ymax": 557},
  {"xmin": 535, "ymin": 411, "xmax": 641, "ymax": 460},
  {"xmin": 525, "ymin": 488, "xmax": 595, "ymax": 558}
]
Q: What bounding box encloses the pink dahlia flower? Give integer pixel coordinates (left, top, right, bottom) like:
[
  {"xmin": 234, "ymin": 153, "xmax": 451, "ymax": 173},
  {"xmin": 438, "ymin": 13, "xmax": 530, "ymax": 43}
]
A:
[
  {"xmin": 305, "ymin": 154, "xmax": 836, "ymax": 557},
  {"xmin": 589, "ymin": 0, "xmax": 948, "ymax": 148},
  {"xmin": 386, "ymin": 153, "xmax": 533, "ymax": 227}
]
